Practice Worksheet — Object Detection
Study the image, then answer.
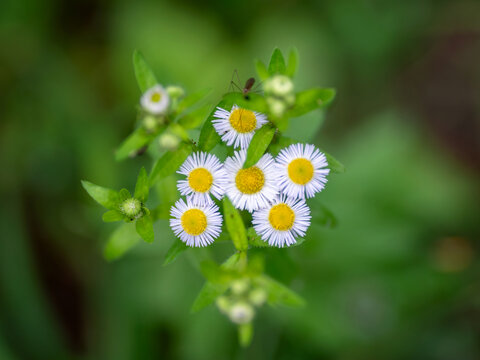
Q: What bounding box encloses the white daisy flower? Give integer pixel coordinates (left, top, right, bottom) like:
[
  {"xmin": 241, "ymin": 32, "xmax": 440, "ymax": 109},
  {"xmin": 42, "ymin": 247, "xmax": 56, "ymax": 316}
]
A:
[
  {"xmin": 169, "ymin": 198, "xmax": 222, "ymax": 247},
  {"xmin": 140, "ymin": 84, "xmax": 170, "ymax": 115},
  {"xmin": 252, "ymin": 195, "xmax": 311, "ymax": 248},
  {"xmin": 177, "ymin": 152, "xmax": 228, "ymax": 204},
  {"xmin": 212, "ymin": 105, "xmax": 268, "ymax": 149},
  {"xmin": 225, "ymin": 150, "xmax": 278, "ymax": 212},
  {"xmin": 275, "ymin": 143, "xmax": 330, "ymax": 199}
]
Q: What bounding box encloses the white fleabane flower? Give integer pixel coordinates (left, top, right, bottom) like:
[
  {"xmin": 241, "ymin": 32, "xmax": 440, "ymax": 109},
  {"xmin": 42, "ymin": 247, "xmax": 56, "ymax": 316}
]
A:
[
  {"xmin": 228, "ymin": 302, "xmax": 255, "ymax": 324},
  {"xmin": 225, "ymin": 150, "xmax": 278, "ymax": 212},
  {"xmin": 212, "ymin": 105, "xmax": 268, "ymax": 149},
  {"xmin": 169, "ymin": 198, "xmax": 222, "ymax": 247},
  {"xmin": 141, "ymin": 84, "xmax": 170, "ymax": 114},
  {"xmin": 252, "ymin": 195, "xmax": 311, "ymax": 248},
  {"xmin": 177, "ymin": 152, "xmax": 228, "ymax": 204},
  {"xmin": 275, "ymin": 143, "xmax": 329, "ymax": 199}
]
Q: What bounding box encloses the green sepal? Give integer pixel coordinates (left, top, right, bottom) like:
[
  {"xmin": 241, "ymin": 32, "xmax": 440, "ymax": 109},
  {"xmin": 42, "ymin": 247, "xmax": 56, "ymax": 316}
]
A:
[
  {"xmin": 132, "ymin": 50, "xmax": 157, "ymax": 93},
  {"xmin": 149, "ymin": 142, "xmax": 192, "ymax": 186},
  {"xmin": 223, "ymin": 198, "xmax": 248, "ymax": 251},
  {"xmin": 135, "ymin": 214, "xmax": 154, "ymax": 243},
  {"xmin": 115, "ymin": 127, "xmax": 157, "ymax": 162},
  {"xmin": 103, "ymin": 223, "xmax": 140, "ymax": 261},
  {"xmin": 285, "ymin": 48, "xmax": 299, "ymax": 77},
  {"xmin": 102, "ymin": 210, "xmax": 124, "ymax": 223},
  {"xmin": 286, "ymin": 88, "xmax": 336, "ymax": 118},
  {"xmin": 243, "ymin": 124, "xmax": 276, "ymax": 168},
  {"xmin": 134, "ymin": 167, "xmax": 149, "ymax": 202},
  {"xmin": 81, "ymin": 180, "xmax": 120, "ymax": 210},
  {"xmin": 163, "ymin": 239, "xmax": 189, "ymax": 266},
  {"xmin": 268, "ymin": 48, "xmax": 286, "ymax": 75}
]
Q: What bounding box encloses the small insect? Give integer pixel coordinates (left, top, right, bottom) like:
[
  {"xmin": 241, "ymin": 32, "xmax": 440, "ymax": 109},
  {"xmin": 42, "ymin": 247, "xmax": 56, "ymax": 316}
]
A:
[{"xmin": 229, "ymin": 70, "xmax": 261, "ymax": 99}]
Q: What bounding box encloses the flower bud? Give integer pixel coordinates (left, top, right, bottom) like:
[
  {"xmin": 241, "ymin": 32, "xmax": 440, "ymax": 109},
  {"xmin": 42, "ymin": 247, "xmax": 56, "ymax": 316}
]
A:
[
  {"xmin": 267, "ymin": 97, "xmax": 287, "ymax": 117},
  {"xmin": 120, "ymin": 198, "xmax": 142, "ymax": 218},
  {"xmin": 248, "ymin": 288, "xmax": 267, "ymax": 306},
  {"xmin": 228, "ymin": 302, "xmax": 255, "ymax": 324},
  {"xmin": 166, "ymin": 85, "xmax": 185, "ymax": 99},
  {"xmin": 230, "ymin": 279, "xmax": 250, "ymax": 295},
  {"xmin": 142, "ymin": 115, "xmax": 158, "ymax": 132},
  {"xmin": 264, "ymin": 75, "xmax": 294, "ymax": 97},
  {"xmin": 158, "ymin": 133, "xmax": 180, "ymax": 151},
  {"xmin": 141, "ymin": 84, "xmax": 170, "ymax": 115},
  {"xmin": 215, "ymin": 296, "xmax": 231, "ymax": 314}
]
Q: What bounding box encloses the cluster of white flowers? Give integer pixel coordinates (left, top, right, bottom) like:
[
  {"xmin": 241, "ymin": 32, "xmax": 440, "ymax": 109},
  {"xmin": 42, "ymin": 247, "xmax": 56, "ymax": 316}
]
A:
[{"xmin": 169, "ymin": 105, "xmax": 330, "ymax": 248}]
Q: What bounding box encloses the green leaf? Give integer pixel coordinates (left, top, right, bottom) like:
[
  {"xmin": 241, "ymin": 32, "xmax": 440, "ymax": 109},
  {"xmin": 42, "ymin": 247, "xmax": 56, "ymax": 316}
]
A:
[
  {"xmin": 223, "ymin": 198, "xmax": 248, "ymax": 251},
  {"xmin": 163, "ymin": 239, "xmax": 189, "ymax": 266},
  {"xmin": 267, "ymin": 135, "xmax": 296, "ymax": 156},
  {"xmin": 287, "ymin": 88, "xmax": 336, "ymax": 118},
  {"xmin": 81, "ymin": 180, "xmax": 120, "ymax": 210},
  {"xmin": 200, "ymin": 260, "xmax": 237, "ymax": 284},
  {"xmin": 198, "ymin": 104, "xmax": 223, "ymax": 152},
  {"xmin": 247, "ymin": 227, "xmax": 268, "ymax": 248},
  {"xmin": 257, "ymin": 275, "xmax": 305, "ymax": 307},
  {"xmin": 119, "ymin": 188, "xmax": 131, "ymax": 201},
  {"xmin": 103, "ymin": 223, "xmax": 140, "ymax": 261},
  {"xmin": 191, "ymin": 282, "xmax": 228, "ymax": 313},
  {"xmin": 325, "ymin": 152, "xmax": 345, "ymax": 173},
  {"xmin": 132, "ymin": 50, "xmax": 157, "ymax": 92},
  {"xmin": 243, "ymin": 124, "xmax": 276, "ymax": 168},
  {"xmin": 268, "ymin": 48, "xmax": 286, "ymax": 75},
  {"xmin": 309, "ymin": 201, "xmax": 337, "ymax": 228},
  {"xmin": 149, "ymin": 143, "xmax": 192, "ymax": 186},
  {"xmin": 238, "ymin": 323, "xmax": 253, "ymax": 347},
  {"xmin": 135, "ymin": 215, "xmax": 154, "ymax": 243},
  {"xmin": 177, "ymin": 104, "xmax": 210, "ymax": 129},
  {"xmin": 255, "ymin": 59, "xmax": 270, "ymax": 81},
  {"xmin": 285, "ymin": 48, "xmax": 299, "ymax": 77},
  {"xmin": 134, "ymin": 167, "xmax": 149, "ymax": 202},
  {"xmin": 102, "ymin": 210, "xmax": 124, "ymax": 223},
  {"xmin": 191, "ymin": 253, "xmax": 240, "ymax": 313},
  {"xmin": 222, "ymin": 92, "xmax": 268, "ymax": 114},
  {"xmin": 115, "ymin": 127, "xmax": 156, "ymax": 162},
  {"xmin": 176, "ymin": 88, "xmax": 211, "ymax": 115}
]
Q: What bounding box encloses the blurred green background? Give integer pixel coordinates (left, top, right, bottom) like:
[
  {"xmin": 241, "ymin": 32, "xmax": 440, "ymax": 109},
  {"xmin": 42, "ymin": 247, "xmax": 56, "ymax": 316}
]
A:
[{"xmin": 1, "ymin": 0, "xmax": 479, "ymax": 359}]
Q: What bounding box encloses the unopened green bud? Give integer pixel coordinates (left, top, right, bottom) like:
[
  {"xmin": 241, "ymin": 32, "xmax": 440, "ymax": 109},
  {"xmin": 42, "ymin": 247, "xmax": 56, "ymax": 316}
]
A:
[
  {"xmin": 142, "ymin": 115, "xmax": 158, "ymax": 132},
  {"xmin": 231, "ymin": 279, "xmax": 250, "ymax": 295},
  {"xmin": 120, "ymin": 198, "xmax": 142, "ymax": 218},
  {"xmin": 228, "ymin": 302, "xmax": 255, "ymax": 325},
  {"xmin": 264, "ymin": 75, "xmax": 294, "ymax": 97},
  {"xmin": 267, "ymin": 97, "xmax": 287, "ymax": 117},
  {"xmin": 216, "ymin": 296, "xmax": 231, "ymax": 314},
  {"xmin": 158, "ymin": 133, "xmax": 180, "ymax": 150},
  {"xmin": 248, "ymin": 288, "xmax": 267, "ymax": 306},
  {"xmin": 166, "ymin": 85, "xmax": 185, "ymax": 99}
]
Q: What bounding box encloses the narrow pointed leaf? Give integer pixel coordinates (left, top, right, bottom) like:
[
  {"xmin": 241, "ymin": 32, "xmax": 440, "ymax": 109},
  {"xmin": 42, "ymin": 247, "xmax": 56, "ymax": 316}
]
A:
[
  {"xmin": 135, "ymin": 215, "xmax": 154, "ymax": 243},
  {"xmin": 133, "ymin": 50, "xmax": 157, "ymax": 92},
  {"xmin": 286, "ymin": 48, "xmax": 299, "ymax": 77},
  {"xmin": 268, "ymin": 48, "xmax": 286, "ymax": 75},
  {"xmin": 102, "ymin": 210, "xmax": 124, "ymax": 223},
  {"xmin": 286, "ymin": 88, "xmax": 336, "ymax": 118},
  {"xmin": 163, "ymin": 239, "xmax": 189, "ymax": 266},
  {"xmin": 223, "ymin": 198, "xmax": 248, "ymax": 251},
  {"xmin": 325, "ymin": 152, "xmax": 345, "ymax": 173},
  {"xmin": 177, "ymin": 104, "xmax": 211, "ymax": 129},
  {"xmin": 243, "ymin": 124, "xmax": 275, "ymax": 168},
  {"xmin": 134, "ymin": 167, "xmax": 149, "ymax": 202},
  {"xmin": 247, "ymin": 227, "xmax": 268, "ymax": 248},
  {"xmin": 255, "ymin": 59, "xmax": 270, "ymax": 81},
  {"xmin": 176, "ymin": 88, "xmax": 211, "ymax": 115},
  {"xmin": 257, "ymin": 275, "xmax": 305, "ymax": 307},
  {"xmin": 149, "ymin": 143, "xmax": 192, "ymax": 186},
  {"xmin": 103, "ymin": 223, "xmax": 140, "ymax": 261},
  {"xmin": 81, "ymin": 180, "xmax": 119, "ymax": 210},
  {"xmin": 115, "ymin": 127, "xmax": 156, "ymax": 161},
  {"xmin": 119, "ymin": 188, "xmax": 131, "ymax": 201}
]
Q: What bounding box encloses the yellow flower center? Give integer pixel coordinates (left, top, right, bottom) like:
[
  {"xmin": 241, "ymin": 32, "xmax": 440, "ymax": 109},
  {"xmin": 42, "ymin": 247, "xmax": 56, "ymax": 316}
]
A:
[
  {"xmin": 181, "ymin": 209, "xmax": 207, "ymax": 236},
  {"xmin": 150, "ymin": 92, "xmax": 162, "ymax": 103},
  {"xmin": 269, "ymin": 203, "xmax": 295, "ymax": 231},
  {"xmin": 288, "ymin": 158, "xmax": 314, "ymax": 185},
  {"xmin": 235, "ymin": 166, "xmax": 265, "ymax": 194},
  {"xmin": 229, "ymin": 108, "xmax": 257, "ymax": 133},
  {"xmin": 188, "ymin": 168, "xmax": 213, "ymax": 193}
]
